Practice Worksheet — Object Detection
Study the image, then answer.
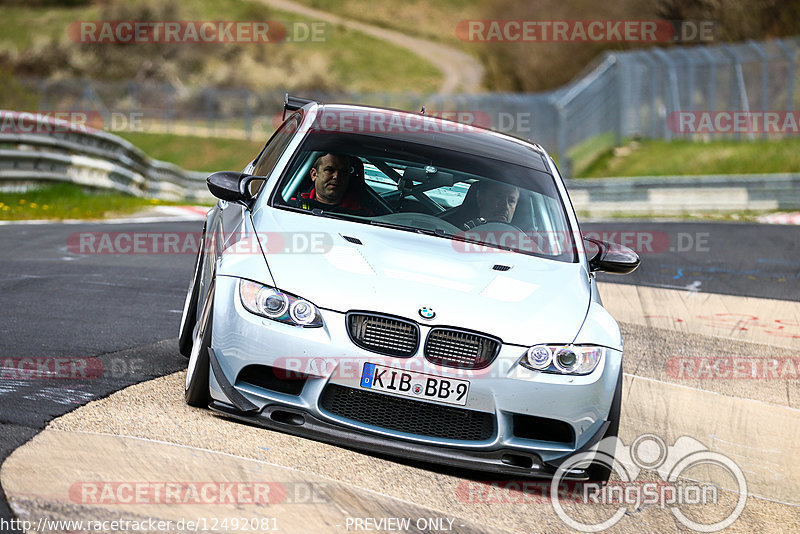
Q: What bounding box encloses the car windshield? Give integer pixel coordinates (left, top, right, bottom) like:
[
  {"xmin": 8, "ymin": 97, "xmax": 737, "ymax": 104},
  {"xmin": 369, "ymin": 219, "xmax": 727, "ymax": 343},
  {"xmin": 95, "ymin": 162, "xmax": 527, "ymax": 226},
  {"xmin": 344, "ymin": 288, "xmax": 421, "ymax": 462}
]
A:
[{"xmin": 271, "ymin": 132, "xmax": 577, "ymax": 262}]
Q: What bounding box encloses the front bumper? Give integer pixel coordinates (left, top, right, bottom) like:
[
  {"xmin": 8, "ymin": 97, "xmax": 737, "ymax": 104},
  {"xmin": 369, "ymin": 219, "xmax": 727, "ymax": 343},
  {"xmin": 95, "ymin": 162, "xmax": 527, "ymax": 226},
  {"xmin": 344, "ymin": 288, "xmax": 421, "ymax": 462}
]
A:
[
  {"xmin": 208, "ymin": 275, "xmax": 621, "ymax": 477},
  {"xmin": 207, "ymin": 356, "xmax": 611, "ymax": 478}
]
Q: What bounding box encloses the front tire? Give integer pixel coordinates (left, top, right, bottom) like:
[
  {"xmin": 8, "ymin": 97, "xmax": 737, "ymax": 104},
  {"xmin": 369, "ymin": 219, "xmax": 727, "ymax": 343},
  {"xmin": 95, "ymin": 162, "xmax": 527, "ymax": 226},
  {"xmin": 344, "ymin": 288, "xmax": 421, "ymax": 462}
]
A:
[
  {"xmin": 586, "ymin": 369, "xmax": 622, "ymax": 484},
  {"xmin": 178, "ymin": 235, "xmax": 204, "ymax": 357},
  {"xmin": 185, "ymin": 283, "xmax": 213, "ymax": 407}
]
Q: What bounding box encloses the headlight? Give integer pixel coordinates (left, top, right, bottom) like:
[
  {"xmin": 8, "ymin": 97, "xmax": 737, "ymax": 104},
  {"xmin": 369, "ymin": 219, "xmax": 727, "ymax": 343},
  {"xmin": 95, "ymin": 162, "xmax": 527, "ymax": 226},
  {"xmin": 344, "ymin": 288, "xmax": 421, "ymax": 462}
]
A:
[
  {"xmin": 523, "ymin": 345, "xmax": 605, "ymax": 375},
  {"xmin": 239, "ymin": 279, "xmax": 323, "ymax": 328}
]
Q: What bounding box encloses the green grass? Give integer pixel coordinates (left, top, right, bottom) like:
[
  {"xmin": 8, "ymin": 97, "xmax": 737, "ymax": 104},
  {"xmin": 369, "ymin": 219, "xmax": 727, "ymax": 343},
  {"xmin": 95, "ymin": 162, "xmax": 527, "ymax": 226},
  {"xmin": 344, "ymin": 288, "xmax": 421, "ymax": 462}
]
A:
[
  {"xmin": 0, "ymin": 0, "xmax": 443, "ymax": 94},
  {"xmin": 177, "ymin": 0, "xmax": 444, "ymax": 91},
  {"xmin": 301, "ymin": 19, "xmax": 441, "ymax": 92},
  {"xmin": 566, "ymin": 133, "xmax": 616, "ymax": 177},
  {"xmin": 576, "ymin": 138, "xmax": 800, "ymax": 177},
  {"xmin": 0, "ymin": 5, "xmax": 96, "ymax": 50},
  {"xmin": 0, "ymin": 182, "xmax": 185, "ymax": 221},
  {"xmin": 115, "ymin": 131, "xmax": 264, "ymax": 173},
  {"xmin": 294, "ymin": 0, "xmax": 481, "ymax": 48}
]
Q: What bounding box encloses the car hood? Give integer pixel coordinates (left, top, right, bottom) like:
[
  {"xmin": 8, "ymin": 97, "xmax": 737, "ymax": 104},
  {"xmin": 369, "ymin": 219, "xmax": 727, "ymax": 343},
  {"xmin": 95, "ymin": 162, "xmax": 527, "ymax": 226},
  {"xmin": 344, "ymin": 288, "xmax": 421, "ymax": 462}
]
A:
[{"xmin": 254, "ymin": 209, "xmax": 590, "ymax": 346}]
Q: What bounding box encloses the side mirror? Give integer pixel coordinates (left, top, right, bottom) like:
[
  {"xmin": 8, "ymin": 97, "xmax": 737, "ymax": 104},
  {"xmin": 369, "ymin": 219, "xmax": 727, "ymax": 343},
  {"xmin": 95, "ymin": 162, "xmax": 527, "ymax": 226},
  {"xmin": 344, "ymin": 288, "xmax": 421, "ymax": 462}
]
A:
[
  {"xmin": 584, "ymin": 237, "xmax": 640, "ymax": 274},
  {"xmin": 206, "ymin": 171, "xmax": 258, "ymax": 206}
]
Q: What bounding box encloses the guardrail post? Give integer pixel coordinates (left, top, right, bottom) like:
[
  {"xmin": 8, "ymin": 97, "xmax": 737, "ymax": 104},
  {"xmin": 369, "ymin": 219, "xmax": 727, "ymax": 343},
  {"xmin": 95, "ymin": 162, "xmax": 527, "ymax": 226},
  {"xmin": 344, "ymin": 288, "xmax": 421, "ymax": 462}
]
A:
[
  {"xmin": 633, "ymin": 51, "xmax": 658, "ymax": 139},
  {"xmin": 204, "ymin": 88, "xmax": 214, "ymax": 136},
  {"xmin": 697, "ymin": 47, "xmax": 717, "ymax": 117},
  {"xmin": 614, "ymin": 55, "xmax": 624, "ymax": 147},
  {"xmin": 776, "ymin": 39, "xmax": 795, "ymax": 112},
  {"xmin": 676, "ymin": 49, "xmax": 696, "ymax": 140},
  {"xmin": 651, "ymin": 48, "xmax": 679, "ymax": 141},
  {"xmin": 721, "ymin": 45, "xmax": 751, "ymax": 140},
  {"xmin": 748, "ymin": 40, "xmax": 769, "ymax": 139},
  {"xmin": 243, "ymin": 88, "xmax": 252, "ymax": 140},
  {"xmin": 553, "ymin": 99, "xmax": 571, "ymax": 178},
  {"xmin": 166, "ymin": 83, "xmax": 175, "ymax": 134},
  {"xmin": 37, "ymin": 79, "xmax": 48, "ymax": 109}
]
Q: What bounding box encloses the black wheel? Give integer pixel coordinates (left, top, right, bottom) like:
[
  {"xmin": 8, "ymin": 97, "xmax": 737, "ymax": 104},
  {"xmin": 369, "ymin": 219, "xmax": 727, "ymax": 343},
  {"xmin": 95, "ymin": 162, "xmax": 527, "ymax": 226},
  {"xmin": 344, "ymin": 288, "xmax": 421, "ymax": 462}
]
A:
[
  {"xmin": 586, "ymin": 369, "xmax": 622, "ymax": 484},
  {"xmin": 178, "ymin": 234, "xmax": 204, "ymax": 357},
  {"xmin": 185, "ymin": 283, "xmax": 213, "ymax": 407}
]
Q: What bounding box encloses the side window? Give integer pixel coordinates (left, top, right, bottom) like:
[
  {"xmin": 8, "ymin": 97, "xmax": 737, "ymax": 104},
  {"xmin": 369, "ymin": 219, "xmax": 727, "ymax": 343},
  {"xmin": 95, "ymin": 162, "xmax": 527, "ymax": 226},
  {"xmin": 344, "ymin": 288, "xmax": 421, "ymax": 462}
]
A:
[{"xmin": 249, "ymin": 113, "xmax": 301, "ymax": 196}]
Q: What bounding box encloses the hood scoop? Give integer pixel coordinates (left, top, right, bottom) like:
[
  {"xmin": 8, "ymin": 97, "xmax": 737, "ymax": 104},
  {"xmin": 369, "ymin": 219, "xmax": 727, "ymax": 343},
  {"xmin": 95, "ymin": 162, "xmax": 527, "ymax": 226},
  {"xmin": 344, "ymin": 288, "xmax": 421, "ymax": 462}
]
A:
[{"xmin": 492, "ymin": 264, "xmax": 512, "ymax": 271}]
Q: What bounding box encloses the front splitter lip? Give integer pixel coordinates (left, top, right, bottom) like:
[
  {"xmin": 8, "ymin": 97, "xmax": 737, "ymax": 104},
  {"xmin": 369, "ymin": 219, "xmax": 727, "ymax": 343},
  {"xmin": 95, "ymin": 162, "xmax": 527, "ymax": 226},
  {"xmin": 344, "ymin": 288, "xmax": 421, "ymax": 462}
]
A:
[{"xmin": 207, "ymin": 400, "xmax": 607, "ymax": 480}]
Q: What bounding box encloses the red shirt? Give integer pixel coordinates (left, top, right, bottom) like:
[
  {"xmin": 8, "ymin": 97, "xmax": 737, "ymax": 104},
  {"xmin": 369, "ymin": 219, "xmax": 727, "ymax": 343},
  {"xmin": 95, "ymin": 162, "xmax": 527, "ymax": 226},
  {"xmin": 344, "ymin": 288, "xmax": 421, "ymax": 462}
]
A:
[{"xmin": 300, "ymin": 188, "xmax": 374, "ymax": 215}]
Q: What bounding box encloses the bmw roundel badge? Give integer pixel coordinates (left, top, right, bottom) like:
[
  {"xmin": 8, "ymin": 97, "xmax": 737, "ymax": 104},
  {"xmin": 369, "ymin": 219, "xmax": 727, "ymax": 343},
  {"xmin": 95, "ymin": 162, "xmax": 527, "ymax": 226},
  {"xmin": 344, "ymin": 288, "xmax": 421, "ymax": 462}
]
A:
[{"xmin": 419, "ymin": 307, "xmax": 435, "ymax": 319}]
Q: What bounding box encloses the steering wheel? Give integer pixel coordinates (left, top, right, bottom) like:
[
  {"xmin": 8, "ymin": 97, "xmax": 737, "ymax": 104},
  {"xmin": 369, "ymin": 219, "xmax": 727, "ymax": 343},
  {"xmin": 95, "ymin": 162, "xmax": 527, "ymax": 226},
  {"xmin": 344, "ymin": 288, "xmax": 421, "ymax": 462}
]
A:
[{"xmin": 462, "ymin": 218, "xmax": 524, "ymax": 233}]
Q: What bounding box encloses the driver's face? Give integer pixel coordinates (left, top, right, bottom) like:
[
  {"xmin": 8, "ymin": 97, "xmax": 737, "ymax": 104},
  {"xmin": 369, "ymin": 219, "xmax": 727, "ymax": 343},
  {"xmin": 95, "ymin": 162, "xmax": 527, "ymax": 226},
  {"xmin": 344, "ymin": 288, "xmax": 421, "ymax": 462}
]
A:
[
  {"xmin": 310, "ymin": 154, "xmax": 351, "ymax": 205},
  {"xmin": 478, "ymin": 183, "xmax": 519, "ymax": 223}
]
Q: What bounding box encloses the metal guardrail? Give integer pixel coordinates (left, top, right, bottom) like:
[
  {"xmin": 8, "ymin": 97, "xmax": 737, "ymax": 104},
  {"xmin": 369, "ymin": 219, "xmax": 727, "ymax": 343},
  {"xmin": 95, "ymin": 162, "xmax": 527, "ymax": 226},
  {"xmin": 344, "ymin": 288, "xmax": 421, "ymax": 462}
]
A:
[
  {"xmin": 22, "ymin": 36, "xmax": 800, "ymax": 180},
  {"xmin": 566, "ymin": 173, "xmax": 800, "ymax": 216},
  {"xmin": 0, "ymin": 111, "xmax": 211, "ymax": 201},
  {"xmin": 1, "ymin": 111, "xmax": 797, "ymax": 216}
]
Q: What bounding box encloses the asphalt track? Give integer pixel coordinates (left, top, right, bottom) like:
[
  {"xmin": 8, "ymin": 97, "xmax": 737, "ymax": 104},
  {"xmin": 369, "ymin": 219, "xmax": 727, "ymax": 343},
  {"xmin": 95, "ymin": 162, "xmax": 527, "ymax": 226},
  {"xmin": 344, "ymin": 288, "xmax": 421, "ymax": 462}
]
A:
[{"xmin": 0, "ymin": 219, "xmax": 798, "ymax": 533}]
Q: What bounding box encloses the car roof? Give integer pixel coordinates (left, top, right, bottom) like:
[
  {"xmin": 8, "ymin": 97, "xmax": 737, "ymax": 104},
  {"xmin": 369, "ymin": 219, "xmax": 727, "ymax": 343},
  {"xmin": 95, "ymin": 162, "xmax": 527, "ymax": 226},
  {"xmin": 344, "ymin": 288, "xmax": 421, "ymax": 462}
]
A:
[{"xmin": 306, "ymin": 103, "xmax": 552, "ymax": 173}]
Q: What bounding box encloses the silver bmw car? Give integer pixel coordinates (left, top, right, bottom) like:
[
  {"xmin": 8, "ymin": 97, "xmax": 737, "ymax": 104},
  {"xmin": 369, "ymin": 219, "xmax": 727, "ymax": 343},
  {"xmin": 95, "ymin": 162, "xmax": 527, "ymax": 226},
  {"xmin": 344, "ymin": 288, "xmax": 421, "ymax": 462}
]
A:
[{"xmin": 179, "ymin": 96, "xmax": 639, "ymax": 481}]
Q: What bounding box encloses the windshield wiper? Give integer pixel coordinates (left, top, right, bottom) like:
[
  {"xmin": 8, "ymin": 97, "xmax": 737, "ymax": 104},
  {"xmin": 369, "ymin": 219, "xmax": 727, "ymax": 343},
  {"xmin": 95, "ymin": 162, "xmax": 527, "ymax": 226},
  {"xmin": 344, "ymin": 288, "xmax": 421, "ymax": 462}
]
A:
[
  {"xmin": 368, "ymin": 220, "xmax": 440, "ymax": 237},
  {"xmin": 287, "ymin": 206, "xmax": 365, "ymax": 223}
]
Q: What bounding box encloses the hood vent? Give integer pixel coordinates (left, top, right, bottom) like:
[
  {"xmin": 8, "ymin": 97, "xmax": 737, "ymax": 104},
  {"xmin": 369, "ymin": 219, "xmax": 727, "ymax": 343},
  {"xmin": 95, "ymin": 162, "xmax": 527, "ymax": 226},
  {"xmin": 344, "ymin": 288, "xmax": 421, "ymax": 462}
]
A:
[
  {"xmin": 341, "ymin": 235, "xmax": 363, "ymax": 245},
  {"xmin": 492, "ymin": 264, "xmax": 511, "ymax": 271}
]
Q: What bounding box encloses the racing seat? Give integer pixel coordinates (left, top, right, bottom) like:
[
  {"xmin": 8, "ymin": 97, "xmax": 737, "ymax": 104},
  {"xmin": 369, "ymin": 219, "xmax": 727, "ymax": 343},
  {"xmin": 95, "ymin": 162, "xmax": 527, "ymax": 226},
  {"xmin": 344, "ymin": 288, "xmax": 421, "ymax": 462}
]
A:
[{"xmin": 441, "ymin": 181, "xmax": 480, "ymax": 227}]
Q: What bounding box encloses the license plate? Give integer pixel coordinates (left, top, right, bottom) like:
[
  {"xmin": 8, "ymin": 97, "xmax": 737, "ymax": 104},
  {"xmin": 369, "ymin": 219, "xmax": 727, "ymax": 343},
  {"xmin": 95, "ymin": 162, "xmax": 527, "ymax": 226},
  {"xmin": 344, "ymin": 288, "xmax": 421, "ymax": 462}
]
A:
[{"xmin": 360, "ymin": 363, "xmax": 470, "ymax": 406}]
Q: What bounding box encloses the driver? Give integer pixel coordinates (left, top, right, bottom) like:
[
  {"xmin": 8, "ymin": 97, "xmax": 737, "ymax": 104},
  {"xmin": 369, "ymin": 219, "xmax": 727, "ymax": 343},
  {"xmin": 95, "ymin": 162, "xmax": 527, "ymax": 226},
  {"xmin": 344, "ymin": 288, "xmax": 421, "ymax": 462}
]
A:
[
  {"xmin": 292, "ymin": 153, "xmax": 374, "ymax": 216},
  {"xmin": 462, "ymin": 181, "xmax": 519, "ymax": 229}
]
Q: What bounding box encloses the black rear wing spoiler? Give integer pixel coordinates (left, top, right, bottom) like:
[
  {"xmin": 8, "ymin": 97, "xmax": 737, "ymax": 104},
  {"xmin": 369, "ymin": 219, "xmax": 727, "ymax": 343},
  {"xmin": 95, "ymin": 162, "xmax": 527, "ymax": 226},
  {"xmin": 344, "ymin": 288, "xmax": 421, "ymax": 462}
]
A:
[{"xmin": 283, "ymin": 94, "xmax": 316, "ymax": 120}]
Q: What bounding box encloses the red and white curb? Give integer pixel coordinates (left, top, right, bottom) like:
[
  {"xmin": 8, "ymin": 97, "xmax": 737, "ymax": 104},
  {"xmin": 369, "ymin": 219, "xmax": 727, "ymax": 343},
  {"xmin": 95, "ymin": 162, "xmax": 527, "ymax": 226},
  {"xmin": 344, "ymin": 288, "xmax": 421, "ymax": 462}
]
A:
[
  {"xmin": 0, "ymin": 205, "xmax": 211, "ymax": 225},
  {"xmin": 152, "ymin": 205, "xmax": 210, "ymax": 219},
  {"xmin": 758, "ymin": 212, "xmax": 800, "ymax": 225}
]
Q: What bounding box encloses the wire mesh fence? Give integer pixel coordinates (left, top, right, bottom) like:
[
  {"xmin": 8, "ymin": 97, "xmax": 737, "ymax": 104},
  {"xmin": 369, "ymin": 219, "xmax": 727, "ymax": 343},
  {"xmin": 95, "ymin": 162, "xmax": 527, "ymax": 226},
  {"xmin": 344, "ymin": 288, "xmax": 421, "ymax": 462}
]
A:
[{"xmin": 15, "ymin": 36, "xmax": 800, "ymax": 177}]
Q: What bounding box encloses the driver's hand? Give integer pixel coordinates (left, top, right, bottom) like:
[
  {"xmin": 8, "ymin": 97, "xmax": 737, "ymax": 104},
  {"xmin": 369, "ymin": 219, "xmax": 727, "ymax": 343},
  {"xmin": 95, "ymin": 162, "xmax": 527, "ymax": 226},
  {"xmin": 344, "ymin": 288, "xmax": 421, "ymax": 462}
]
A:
[{"xmin": 462, "ymin": 217, "xmax": 486, "ymax": 230}]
